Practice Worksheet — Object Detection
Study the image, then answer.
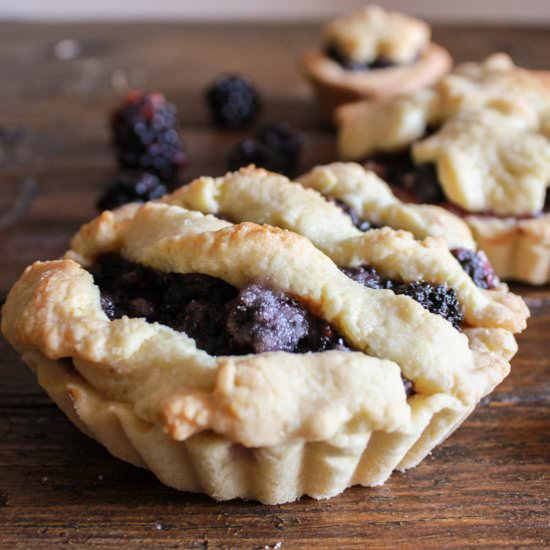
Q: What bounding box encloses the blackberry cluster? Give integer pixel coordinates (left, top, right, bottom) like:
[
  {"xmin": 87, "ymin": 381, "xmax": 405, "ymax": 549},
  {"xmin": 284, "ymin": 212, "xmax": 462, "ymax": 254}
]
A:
[
  {"xmin": 342, "ymin": 264, "xmax": 463, "ymax": 329},
  {"xmin": 227, "ymin": 122, "xmax": 303, "ymax": 177},
  {"xmin": 452, "ymin": 248, "xmax": 499, "ymax": 289},
  {"xmin": 96, "ymin": 171, "xmax": 167, "ymax": 211},
  {"xmin": 90, "ymin": 254, "xmax": 348, "ymax": 356},
  {"xmin": 206, "ymin": 74, "xmax": 260, "ymax": 130},
  {"xmin": 365, "ymin": 149, "xmax": 445, "ymax": 205},
  {"xmin": 394, "ymin": 282, "xmax": 463, "ymax": 330},
  {"xmin": 111, "ymin": 91, "xmax": 186, "ymax": 182}
]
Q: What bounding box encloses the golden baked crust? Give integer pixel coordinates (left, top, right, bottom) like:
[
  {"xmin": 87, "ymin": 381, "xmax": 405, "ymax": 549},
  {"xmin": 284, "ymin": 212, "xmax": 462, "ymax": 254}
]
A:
[
  {"xmin": 322, "ymin": 5, "xmax": 430, "ymax": 65},
  {"xmin": 2, "ymin": 184, "xmax": 529, "ymax": 503},
  {"xmin": 296, "ymin": 161, "xmax": 475, "ymax": 249}
]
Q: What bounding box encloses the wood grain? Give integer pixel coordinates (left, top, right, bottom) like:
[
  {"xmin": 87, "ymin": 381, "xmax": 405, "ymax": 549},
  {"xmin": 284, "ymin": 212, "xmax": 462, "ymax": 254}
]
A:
[{"xmin": 0, "ymin": 22, "xmax": 549, "ymax": 549}]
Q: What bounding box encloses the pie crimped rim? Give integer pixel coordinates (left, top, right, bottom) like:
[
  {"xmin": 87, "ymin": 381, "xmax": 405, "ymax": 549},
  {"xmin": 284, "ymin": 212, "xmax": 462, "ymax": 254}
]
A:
[{"xmin": 2, "ymin": 184, "xmax": 528, "ymax": 503}]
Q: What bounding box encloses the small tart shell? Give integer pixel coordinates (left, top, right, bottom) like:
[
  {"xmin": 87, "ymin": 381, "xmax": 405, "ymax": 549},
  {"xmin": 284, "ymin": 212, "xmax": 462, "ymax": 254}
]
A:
[
  {"xmin": 1, "ymin": 185, "xmax": 528, "ymax": 504},
  {"xmin": 301, "ymin": 42, "xmax": 452, "ymax": 123}
]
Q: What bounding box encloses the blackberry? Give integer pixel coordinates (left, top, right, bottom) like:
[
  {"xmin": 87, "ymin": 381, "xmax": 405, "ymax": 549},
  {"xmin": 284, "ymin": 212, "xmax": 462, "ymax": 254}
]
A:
[
  {"xmin": 226, "ymin": 284, "xmax": 310, "ymax": 353},
  {"xmin": 451, "ymin": 248, "xmax": 499, "ymax": 289},
  {"xmin": 177, "ymin": 300, "xmax": 232, "ymax": 356},
  {"xmin": 411, "ymin": 163, "xmax": 446, "ymax": 204},
  {"xmin": 96, "ymin": 171, "xmax": 167, "ymax": 211},
  {"xmin": 340, "ymin": 264, "xmax": 393, "ymax": 290},
  {"xmin": 111, "ymin": 91, "xmax": 186, "ymax": 182},
  {"xmin": 302, "ymin": 320, "xmax": 349, "ymax": 352},
  {"xmin": 89, "ymin": 255, "xmax": 351, "ymax": 356},
  {"xmin": 255, "ymin": 123, "xmax": 303, "ymax": 175},
  {"xmin": 395, "ymin": 281, "xmax": 463, "ymax": 329},
  {"xmin": 331, "ymin": 198, "xmax": 375, "ymax": 232},
  {"xmin": 399, "ymin": 162, "xmax": 445, "ymax": 203},
  {"xmin": 227, "ymin": 138, "xmax": 283, "ymax": 174},
  {"xmin": 227, "ymin": 122, "xmax": 303, "ymax": 177},
  {"xmin": 206, "ymin": 74, "xmax": 260, "ymax": 130}
]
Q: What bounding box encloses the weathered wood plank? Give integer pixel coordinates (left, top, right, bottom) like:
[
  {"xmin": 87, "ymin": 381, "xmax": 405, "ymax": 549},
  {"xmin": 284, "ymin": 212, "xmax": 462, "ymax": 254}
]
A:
[{"xmin": 0, "ymin": 21, "xmax": 549, "ymax": 549}]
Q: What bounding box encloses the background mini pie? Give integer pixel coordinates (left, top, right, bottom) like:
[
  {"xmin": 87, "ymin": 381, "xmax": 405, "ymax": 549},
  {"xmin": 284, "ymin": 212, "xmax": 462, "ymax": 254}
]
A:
[
  {"xmin": 336, "ymin": 54, "xmax": 550, "ymax": 284},
  {"xmin": 2, "ymin": 177, "xmax": 529, "ymax": 503},
  {"xmin": 301, "ymin": 5, "xmax": 452, "ymax": 123}
]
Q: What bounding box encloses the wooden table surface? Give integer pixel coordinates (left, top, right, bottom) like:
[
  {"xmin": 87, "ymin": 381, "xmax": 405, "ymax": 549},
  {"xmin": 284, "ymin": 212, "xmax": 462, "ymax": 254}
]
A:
[{"xmin": 0, "ymin": 21, "xmax": 549, "ymax": 549}]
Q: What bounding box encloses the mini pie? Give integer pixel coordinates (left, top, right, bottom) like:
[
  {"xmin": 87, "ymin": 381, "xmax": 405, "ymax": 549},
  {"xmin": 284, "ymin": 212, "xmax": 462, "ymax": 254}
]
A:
[
  {"xmin": 301, "ymin": 5, "xmax": 452, "ymax": 122},
  {"xmin": 2, "ymin": 166, "xmax": 528, "ymax": 505},
  {"xmin": 336, "ymin": 54, "xmax": 550, "ymax": 284}
]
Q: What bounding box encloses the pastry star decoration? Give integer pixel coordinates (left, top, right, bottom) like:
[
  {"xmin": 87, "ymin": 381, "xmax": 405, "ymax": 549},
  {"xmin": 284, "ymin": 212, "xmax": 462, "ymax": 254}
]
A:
[
  {"xmin": 413, "ymin": 108, "xmax": 550, "ymax": 216},
  {"xmin": 324, "ymin": 5, "xmax": 429, "ymax": 64}
]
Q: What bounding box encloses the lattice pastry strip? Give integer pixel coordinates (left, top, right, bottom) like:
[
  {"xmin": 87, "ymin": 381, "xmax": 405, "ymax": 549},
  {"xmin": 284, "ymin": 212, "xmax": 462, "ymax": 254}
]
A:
[
  {"xmin": 297, "ymin": 161, "xmax": 475, "ymax": 249},
  {"xmin": 167, "ymin": 167, "xmax": 528, "ymax": 333}
]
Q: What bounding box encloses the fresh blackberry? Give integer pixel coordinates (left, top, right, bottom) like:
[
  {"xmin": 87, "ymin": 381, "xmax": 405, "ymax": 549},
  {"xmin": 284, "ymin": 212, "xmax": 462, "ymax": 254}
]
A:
[
  {"xmin": 395, "ymin": 281, "xmax": 463, "ymax": 329},
  {"xmin": 227, "ymin": 139, "xmax": 283, "ymax": 174},
  {"xmin": 452, "ymin": 248, "xmax": 499, "ymax": 289},
  {"xmin": 255, "ymin": 123, "xmax": 303, "ymax": 175},
  {"xmin": 227, "ymin": 123, "xmax": 303, "ymax": 177},
  {"xmin": 111, "ymin": 91, "xmax": 186, "ymax": 182},
  {"xmin": 340, "ymin": 264, "xmax": 393, "ymax": 290},
  {"xmin": 96, "ymin": 171, "xmax": 167, "ymax": 211},
  {"xmin": 206, "ymin": 74, "xmax": 260, "ymax": 130}
]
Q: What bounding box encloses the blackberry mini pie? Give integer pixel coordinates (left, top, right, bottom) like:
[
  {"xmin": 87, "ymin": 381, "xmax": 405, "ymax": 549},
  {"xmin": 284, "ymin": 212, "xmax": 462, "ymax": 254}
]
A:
[
  {"xmin": 2, "ymin": 168, "xmax": 529, "ymax": 504},
  {"xmin": 301, "ymin": 5, "xmax": 452, "ymax": 122},
  {"xmin": 337, "ymin": 54, "xmax": 550, "ymax": 284}
]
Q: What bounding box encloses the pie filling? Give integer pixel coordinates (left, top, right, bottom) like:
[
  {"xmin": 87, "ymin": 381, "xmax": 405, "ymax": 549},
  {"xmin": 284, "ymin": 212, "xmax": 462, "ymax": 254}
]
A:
[
  {"xmin": 329, "ymin": 197, "xmax": 379, "ymax": 232},
  {"xmin": 362, "ymin": 147, "xmax": 531, "ymax": 290},
  {"xmin": 365, "ymin": 146, "xmax": 550, "ymax": 219},
  {"xmin": 89, "ymin": 254, "xmax": 350, "ymax": 357},
  {"xmin": 324, "ymin": 44, "xmax": 417, "ymax": 71},
  {"xmin": 341, "ymin": 265, "xmax": 464, "ymax": 330},
  {"xmin": 88, "ymin": 254, "xmax": 424, "ymax": 396}
]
